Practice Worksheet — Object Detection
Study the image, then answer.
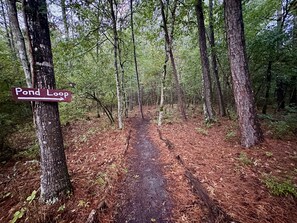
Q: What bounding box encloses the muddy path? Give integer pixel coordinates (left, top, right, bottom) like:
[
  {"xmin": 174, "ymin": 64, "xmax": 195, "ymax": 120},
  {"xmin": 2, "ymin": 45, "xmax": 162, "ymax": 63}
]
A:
[{"xmin": 115, "ymin": 118, "xmax": 172, "ymax": 223}]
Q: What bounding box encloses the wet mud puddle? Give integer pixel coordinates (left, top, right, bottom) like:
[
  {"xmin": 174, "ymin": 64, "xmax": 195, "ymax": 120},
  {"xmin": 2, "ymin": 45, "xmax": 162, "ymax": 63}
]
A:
[{"xmin": 115, "ymin": 118, "xmax": 172, "ymax": 223}]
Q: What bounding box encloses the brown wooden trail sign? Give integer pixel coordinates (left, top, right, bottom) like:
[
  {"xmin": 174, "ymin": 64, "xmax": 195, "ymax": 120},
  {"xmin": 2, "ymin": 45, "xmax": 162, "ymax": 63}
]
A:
[{"xmin": 11, "ymin": 87, "xmax": 72, "ymax": 102}]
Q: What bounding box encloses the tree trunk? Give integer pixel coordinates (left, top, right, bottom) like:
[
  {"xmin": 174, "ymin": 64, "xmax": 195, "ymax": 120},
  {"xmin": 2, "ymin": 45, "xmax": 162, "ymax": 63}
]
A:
[
  {"xmin": 118, "ymin": 38, "xmax": 128, "ymax": 118},
  {"xmin": 1, "ymin": 0, "xmax": 13, "ymax": 51},
  {"xmin": 109, "ymin": 0, "xmax": 123, "ymax": 129},
  {"xmin": 130, "ymin": 0, "xmax": 144, "ymax": 119},
  {"xmin": 224, "ymin": 0, "xmax": 263, "ymax": 148},
  {"xmin": 24, "ymin": 0, "xmax": 72, "ymax": 203},
  {"xmin": 158, "ymin": 43, "xmax": 169, "ymax": 126},
  {"xmin": 262, "ymin": 61, "xmax": 272, "ymax": 114},
  {"xmin": 21, "ymin": 2, "xmax": 35, "ymax": 84},
  {"xmin": 275, "ymin": 8, "xmax": 287, "ymax": 111},
  {"xmin": 61, "ymin": 0, "xmax": 69, "ymax": 40},
  {"xmin": 276, "ymin": 78, "xmax": 286, "ymax": 110},
  {"xmin": 289, "ymin": 14, "xmax": 297, "ymax": 106},
  {"xmin": 209, "ymin": 0, "xmax": 226, "ymax": 117},
  {"xmin": 159, "ymin": 0, "xmax": 187, "ymax": 121},
  {"xmin": 7, "ymin": 0, "xmax": 32, "ymax": 88},
  {"xmin": 195, "ymin": 0, "xmax": 215, "ymax": 122}
]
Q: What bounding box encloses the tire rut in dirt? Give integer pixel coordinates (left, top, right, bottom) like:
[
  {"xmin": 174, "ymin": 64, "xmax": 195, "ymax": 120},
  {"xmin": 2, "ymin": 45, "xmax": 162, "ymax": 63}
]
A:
[{"xmin": 115, "ymin": 118, "xmax": 172, "ymax": 223}]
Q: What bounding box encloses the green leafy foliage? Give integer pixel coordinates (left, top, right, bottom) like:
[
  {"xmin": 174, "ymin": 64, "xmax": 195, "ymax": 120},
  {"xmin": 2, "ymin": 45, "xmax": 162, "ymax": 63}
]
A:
[
  {"xmin": 14, "ymin": 143, "xmax": 39, "ymax": 159},
  {"xmin": 8, "ymin": 188, "xmax": 39, "ymax": 222},
  {"xmin": 57, "ymin": 204, "xmax": 66, "ymax": 212},
  {"xmin": 10, "ymin": 208, "xmax": 26, "ymax": 223},
  {"xmin": 78, "ymin": 199, "xmax": 90, "ymax": 208},
  {"xmin": 225, "ymin": 130, "xmax": 236, "ymax": 141},
  {"xmin": 238, "ymin": 152, "xmax": 253, "ymax": 166},
  {"xmin": 26, "ymin": 190, "xmax": 37, "ymax": 204},
  {"xmin": 196, "ymin": 127, "xmax": 208, "ymax": 136},
  {"xmin": 263, "ymin": 176, "xmax": 297, "ymax": 197},
  {"xmin": 0, "ymin": 37, "xmax": 32, "ymax": 159},
  {"xmin": 269, "ymin": 107, "xmax": 297, "ymax": 139}
]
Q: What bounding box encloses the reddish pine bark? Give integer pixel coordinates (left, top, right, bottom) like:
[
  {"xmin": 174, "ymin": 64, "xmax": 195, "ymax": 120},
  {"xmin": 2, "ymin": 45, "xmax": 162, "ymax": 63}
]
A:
[{"xmin": 224, "ymin": 0, "xmax": 263, "ymax": 147}]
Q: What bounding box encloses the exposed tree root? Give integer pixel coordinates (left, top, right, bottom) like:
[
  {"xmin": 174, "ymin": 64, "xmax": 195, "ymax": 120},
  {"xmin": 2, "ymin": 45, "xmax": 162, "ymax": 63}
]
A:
[
  {"xmin": 85, "ymin": 197, "xmax": 109, "ymax": 223},
  {"xmin": 86, "ymin": 209, "xmax": 98, "ymax": 223},
  {"xmin": 185, "ymin": 170, "xmax": 237, "ymax": 223},
  {"xmin": 123, "ymin": 129, "xmax": 132, "ymax": 155},
  {"xmin": 157, "ymin": 128, "xmax": 239, "ymax": 223},
  {"xmin": 157, "ymin": 128, "xmax": 174, "ymax": 149}
]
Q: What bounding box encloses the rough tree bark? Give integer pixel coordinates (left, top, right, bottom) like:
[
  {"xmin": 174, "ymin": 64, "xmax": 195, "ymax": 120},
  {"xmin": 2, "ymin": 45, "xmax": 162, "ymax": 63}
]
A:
[
  {"xmin": 109, "ymin": 0, "xmax": 123, "ymax": 129},
  {"xmin": 224, "ymin": 0, "xmax": 263, "ymax": 148},
  {"xmin": 7, "ymin": 0, "xmax": 32, "ymax": 88},
  {"xmin": 21, "ymin": 1, "xmax": 35, "ymax": 84},
  {"xmin": 209, "ymin": 0, "xmax": 226, "ymax": 117},
  {"xmin": 195, "ymin": 0, "xmax": 215, "ymax": 122},
  {"xmin": 160, "ymin": 0, "xmax": 187, "ymax": 121},
  {"xmin": 24, "ymin": 0, "xmax": 72, "ymax": 203},
  {"xmin": 130, "ymin": 0, "xmax": 144, "ymax": 119}
]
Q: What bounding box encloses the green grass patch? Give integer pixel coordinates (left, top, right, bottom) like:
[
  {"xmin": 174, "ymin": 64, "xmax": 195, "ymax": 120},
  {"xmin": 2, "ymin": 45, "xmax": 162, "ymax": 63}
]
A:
[
  {"xmin": 237, "ymin": 152, "xmax": 253, "ymax": 166},
  {"xmin": 263, "ymin": 175, "xmax": 297, "ymax": 197},
  {"xmin": 196, "ymin": 127, "xmax": 208, "ymax": 136}
]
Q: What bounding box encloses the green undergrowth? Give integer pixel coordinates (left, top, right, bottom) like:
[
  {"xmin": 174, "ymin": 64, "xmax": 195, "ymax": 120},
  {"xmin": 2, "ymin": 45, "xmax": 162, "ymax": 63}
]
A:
[
  {"xmin": 237, "ymin": 152, "xmax": 254, "ymax": 166},
  {"xmin": 196, "ymin": 127, "xmax": 208, "ymax": 135},
  {"xmin": 225, "ymin": 129, "xmax": 237, "ymax": 141},
  {"xmin": 265, "ymin": 106, "xmax": 297, "ymax": 139},
  {"xmin": 10, "ymin": 190, "xmax": 38, "ymax": 223},
  {"xmin": 14, "ymin": 142, "xmax": 39, "ymax": 160},
  {"xmin": 59, "ymin": 97, "xmax": 90, "ymax": 125},
  {"xmin": 262, "ymin": 175, "xmax": 297, "ymax": 197}
]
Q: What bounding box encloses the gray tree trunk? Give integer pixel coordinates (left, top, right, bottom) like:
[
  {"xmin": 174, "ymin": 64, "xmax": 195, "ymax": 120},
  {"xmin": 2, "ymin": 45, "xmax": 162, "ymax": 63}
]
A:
[
  {"xmin": 209, "ymin": 0, "xmax": 226, "ymax": 117},
  {"xmin": 21, "ymin": 2, "xmax": 35, "ymax": 83},
  {"xmin": 1, "ymin": 0, "xmax": 13, "ymax": 51},
  {"xmin": 289, "ymin": 14, "xmax": 297, "ymax": 106},
  {"xmin": 195, "ymin": 0, "xmax": 215, "ymax": 122},
  {"xmin": 160, "ymin": 0, "xmax": 187, "ymax": 121},
  {"xmin": 61, "ymin": 0, "xmax": 69, "ymax": 40},
  {"xmin": 7, "ymin": 0, "xmax": 32, "ymax": 88},
  {"xmin": 118, "ymin": 42, "xmax": 128, "ymax": 118},
  {"xmin": 130, "ymin": 0, "xmax": 144, "ymax": 119},
  {"xmin": 109, "ymin": 0, "xmax": 123, "ymax": 129},
  {"xmin": 262, "ymin": 61, "xmax": 272, "ymax": 114},
  {"xmin": 24, "ymin": 0, "xmax": 72, "ymax": 203},
  {"xmin": 224, "ymin": 0, "xmax": 263, "ymax": 147},
  {"xmin": 158, "ymin": 43, "xmax": 169, "ymax": 126}
]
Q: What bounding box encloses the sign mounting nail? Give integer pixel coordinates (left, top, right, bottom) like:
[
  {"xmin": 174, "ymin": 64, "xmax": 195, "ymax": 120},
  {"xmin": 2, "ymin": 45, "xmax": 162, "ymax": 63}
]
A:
[{"xmin": 11, "ymin": 87, "xmax": 72, "ymax": 102}]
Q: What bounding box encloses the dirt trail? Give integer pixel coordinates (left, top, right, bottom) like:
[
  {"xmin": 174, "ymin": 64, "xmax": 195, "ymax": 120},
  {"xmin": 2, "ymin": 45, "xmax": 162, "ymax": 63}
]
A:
[{"xmin": 115, "ymin": 118, "xmax": 172, "ymax": 223}]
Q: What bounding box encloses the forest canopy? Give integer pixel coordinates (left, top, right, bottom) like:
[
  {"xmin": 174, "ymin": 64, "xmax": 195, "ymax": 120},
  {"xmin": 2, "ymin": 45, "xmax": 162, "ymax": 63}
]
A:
[{"xmin": 0, "ymin": 0, "xmax": 296, "ymax": 149}]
